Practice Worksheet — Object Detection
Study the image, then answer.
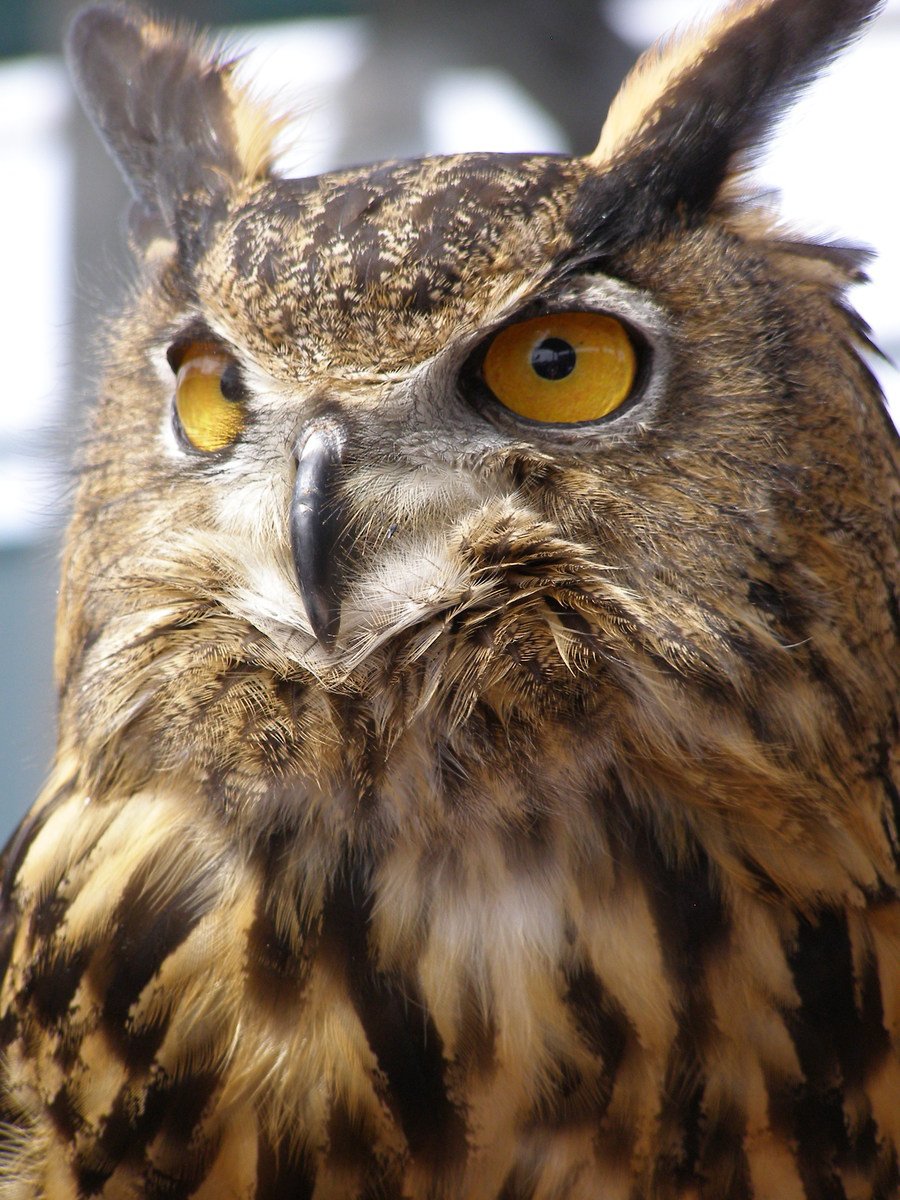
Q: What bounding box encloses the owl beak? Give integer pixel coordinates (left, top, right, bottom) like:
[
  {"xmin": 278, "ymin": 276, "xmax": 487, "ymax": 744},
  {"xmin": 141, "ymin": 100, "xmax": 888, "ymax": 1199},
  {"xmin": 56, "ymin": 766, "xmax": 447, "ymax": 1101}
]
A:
[{"xmin": 289, "ymin": 420, "xmax": 347, "ymax": 650}]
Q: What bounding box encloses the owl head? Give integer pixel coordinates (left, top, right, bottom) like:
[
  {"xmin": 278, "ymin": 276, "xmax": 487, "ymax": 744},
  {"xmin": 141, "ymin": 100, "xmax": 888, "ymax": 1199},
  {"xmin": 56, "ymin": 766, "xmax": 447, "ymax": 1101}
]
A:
[{"xmin": 59, "ymin": 0, "xmax": 896, "ymax": 901}]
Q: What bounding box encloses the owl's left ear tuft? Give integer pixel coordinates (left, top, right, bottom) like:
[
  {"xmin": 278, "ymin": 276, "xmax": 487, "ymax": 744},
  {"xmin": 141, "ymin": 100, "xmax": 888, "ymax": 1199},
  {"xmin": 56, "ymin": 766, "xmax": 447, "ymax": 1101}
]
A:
[
  {"xmin": 66, "ymin": 4, "xmax": 282, "ymax": 257},
  {"xmin": 579, "ymin": 0, "xmax": 883, "ymax": 241}
]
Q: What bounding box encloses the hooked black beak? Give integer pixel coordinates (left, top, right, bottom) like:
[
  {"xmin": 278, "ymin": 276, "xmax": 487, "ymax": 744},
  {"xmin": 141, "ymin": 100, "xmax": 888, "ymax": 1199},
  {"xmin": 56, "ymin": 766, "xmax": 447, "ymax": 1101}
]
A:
[{"xmin": 289, "ymin": 420, "xmax": 347, "ymax": 650}]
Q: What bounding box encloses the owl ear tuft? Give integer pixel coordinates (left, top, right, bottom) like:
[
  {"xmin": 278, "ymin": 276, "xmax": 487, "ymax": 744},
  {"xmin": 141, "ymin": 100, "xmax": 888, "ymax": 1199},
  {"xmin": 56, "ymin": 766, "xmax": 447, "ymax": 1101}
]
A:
[
  {"xmin": 66, "ymin": 4, "xmax": 281, "ymax": 257},
  {"xmin": 581, "ymin": 0, "xmax": 883, "ymax": 238}
]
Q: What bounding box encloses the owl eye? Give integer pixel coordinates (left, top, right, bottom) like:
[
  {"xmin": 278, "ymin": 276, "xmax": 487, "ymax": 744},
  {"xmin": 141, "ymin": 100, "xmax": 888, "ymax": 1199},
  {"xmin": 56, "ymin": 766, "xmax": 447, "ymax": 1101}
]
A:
[
  {"xmin": 480, "ymin": 312, "xmax": 638, "ymax": 424},
  {"xmin": 171, "ymin": 342, "xmax": 246, "ymax": 453}
]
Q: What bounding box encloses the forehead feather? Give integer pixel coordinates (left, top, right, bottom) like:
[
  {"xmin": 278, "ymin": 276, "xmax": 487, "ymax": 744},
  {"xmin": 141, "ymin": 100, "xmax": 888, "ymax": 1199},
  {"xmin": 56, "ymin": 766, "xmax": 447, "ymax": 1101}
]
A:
[{"xmin": 198, "ymin": 153, "xmax": 587, "ymax": 373}]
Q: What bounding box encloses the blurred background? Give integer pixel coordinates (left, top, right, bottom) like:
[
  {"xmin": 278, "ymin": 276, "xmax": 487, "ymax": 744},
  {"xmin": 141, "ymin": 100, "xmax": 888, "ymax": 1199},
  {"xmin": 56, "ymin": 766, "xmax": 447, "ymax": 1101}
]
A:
[{"xmin": 1, "ymin": 0, "xmax": 898, "ymax": 838}]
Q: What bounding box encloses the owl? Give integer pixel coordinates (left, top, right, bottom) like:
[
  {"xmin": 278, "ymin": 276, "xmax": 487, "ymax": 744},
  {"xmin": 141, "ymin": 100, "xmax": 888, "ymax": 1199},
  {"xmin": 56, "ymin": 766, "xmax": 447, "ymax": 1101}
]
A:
[{"xmin": 0, "ymin": 0, "xmax": 897, "ymax": 1197}]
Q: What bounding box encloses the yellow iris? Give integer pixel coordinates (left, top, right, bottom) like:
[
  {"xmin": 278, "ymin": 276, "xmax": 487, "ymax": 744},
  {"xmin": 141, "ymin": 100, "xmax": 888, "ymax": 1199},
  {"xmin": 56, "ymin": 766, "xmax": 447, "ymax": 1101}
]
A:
[
  {"xmin": 174, "ymin": 344, "xmax": 244, "ymax": 452},
  {"xmin": 482, "ymin": 312, "xmax": 637, "ymax": 424}
]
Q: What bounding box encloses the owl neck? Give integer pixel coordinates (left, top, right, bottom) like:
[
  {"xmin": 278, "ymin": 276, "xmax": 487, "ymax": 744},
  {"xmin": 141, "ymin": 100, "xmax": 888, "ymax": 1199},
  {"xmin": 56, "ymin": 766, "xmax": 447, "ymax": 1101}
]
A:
[{"xmin": 57, "ymin": 627, "xmax": 887, "ymax": 927}]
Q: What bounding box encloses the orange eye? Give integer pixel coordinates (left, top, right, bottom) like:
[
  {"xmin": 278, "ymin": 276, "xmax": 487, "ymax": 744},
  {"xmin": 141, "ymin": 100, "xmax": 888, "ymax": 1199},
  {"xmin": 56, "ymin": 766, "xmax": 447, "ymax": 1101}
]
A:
[
  {"xmin": 173, "ymin": 343, "xmax": 245, "ymax": 452},
  {"xmin": 481, "ymin": 312, "xmax": 637, "ymax": 424}
]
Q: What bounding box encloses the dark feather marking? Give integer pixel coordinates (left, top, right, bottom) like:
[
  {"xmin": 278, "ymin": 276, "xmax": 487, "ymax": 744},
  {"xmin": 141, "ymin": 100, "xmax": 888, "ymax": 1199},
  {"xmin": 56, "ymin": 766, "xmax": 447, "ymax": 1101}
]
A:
[
  {"xmin": 735, "ymin": 852, "xmax": 783, "ymax": 902},
  {"xmin": 29, "ymin": 890, "xmax": 70, "ymax": 945},
  {"xmin": 97, "ymin": 866, "xmax": 219, "ymax": 1072},
  {"xmin": 562, "ymin": 962, "xmax": 629, "ymax": 1115},
  {"xmin": 767, "ymin": 1080, "xmax": 848, "ymax": 1200},
  {"xmin": 696, "ymin": 1098, "xmax": 754, "ymax": 1200},
  {"xmin": 746, "ymin": 577, "xmax": 808, "ymax": 638},
  {"xmin": 0, "ymin": 1009, "xmax": 18, "ymax": 1054},
  {"xmin": 244, "ymin": 872, "xmax": 320, "ymax": 1015},
  {"xmin": 883, "ymin": 809, "xmax": 900, "ymax": 877},
  {"xmin": 434, "ymin": 737, "xmax": 485, "ymax": 815},
  {"xmin": 324, "ymin": 1101, "xmax": 381, "ymax": 1186},
  {"xmin": 74, "ymin": 1164, "xmax": 110, "ymax": 1197},
  {"xmin": 319, "ymin": 861, "xmax": 469, "ymax": 1170},
  {"xmin": 103, "ymin": 1010, "xmax": 170, "ymax": 1080},
  {"xmin": 610, "ymin": 793, "xmax": 732, "ymax": 986},
  {"xmin": 22, "ymin": 944, "xmax": 88, "ymax": 1029},
  {"xmin": 838, "ymin": 1116, "xmax": 900, "ymax": 1200},
  {"xmin": 0, "ymin": 781, "xmax": 76, "ymax": 986},
  {"xmin": 143, "ymin": 1141, "xmax": 224, "ymax": 1200},
  {"xmin": 806, "ymin": 645, "xmax": 865, "ymax": 738},
  {"xmin": 592, "ymin": 1109, "xmax": 642, "ymax": 1186},
  {"xmin": 255, "ymin": 1133, "xmax": 317, "ymax": 1200},
  {"xmin": 76, "ymin": 1069, "xmax": 219, "ymax": 1190},
  {"xmin": 605, "ymin": 784, "xmax": 739, "ymax": 1186},
  {"xmin": 47, "ymin": 1083, "xmax": 81, "ymax": 1142},
  {"xmin": 777, "ymin": 908, "xmax": 893, "ymax": 1196}
]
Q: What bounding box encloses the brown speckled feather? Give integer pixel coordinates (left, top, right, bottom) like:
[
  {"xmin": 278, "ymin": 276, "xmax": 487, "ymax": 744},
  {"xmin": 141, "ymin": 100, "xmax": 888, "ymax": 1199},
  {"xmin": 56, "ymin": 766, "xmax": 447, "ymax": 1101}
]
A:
[{"xmin": 1, "ymin": 1, "xmax": 897, "ymax": 1197}]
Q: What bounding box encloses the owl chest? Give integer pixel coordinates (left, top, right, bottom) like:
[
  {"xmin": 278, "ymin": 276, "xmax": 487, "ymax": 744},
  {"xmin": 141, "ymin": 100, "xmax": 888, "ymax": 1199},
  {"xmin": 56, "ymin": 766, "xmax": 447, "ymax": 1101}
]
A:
[
  {"xmin": 217, "ymin": 818, "xmax": 696, "ymax": 1197},
  {"xmin": 7, "ymin": 779, "xmax": 846, "ymax": 1199}
]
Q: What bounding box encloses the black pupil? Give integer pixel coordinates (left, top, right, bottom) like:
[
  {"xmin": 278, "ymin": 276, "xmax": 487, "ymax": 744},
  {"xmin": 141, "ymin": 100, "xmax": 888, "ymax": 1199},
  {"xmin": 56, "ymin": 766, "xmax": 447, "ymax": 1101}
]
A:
[
  {"xmin": 531, "ymin": 337, "xmax": 577, "ymax": 381},
  {"xmin": 219, "ymin": 363, "xmax": 244, "ymax": 402}
]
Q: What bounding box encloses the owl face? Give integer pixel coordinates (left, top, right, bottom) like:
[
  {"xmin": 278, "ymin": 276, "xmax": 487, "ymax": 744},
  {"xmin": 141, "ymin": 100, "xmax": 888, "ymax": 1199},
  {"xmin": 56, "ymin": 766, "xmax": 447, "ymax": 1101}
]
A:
[
  {"xmin": 149, "ymin": 154, "xmax": 686, "ymax": 671},
  {"xmin": 82, "ymin": 148, "xmax": 829, "ymax": 682}
]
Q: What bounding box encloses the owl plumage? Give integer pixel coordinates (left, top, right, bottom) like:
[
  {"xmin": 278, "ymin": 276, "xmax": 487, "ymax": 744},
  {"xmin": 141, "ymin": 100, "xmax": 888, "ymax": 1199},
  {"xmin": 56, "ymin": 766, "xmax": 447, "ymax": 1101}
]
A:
[{"xmin": 1, "ymin": 0, "xmax": 898, "ymax": 1197}]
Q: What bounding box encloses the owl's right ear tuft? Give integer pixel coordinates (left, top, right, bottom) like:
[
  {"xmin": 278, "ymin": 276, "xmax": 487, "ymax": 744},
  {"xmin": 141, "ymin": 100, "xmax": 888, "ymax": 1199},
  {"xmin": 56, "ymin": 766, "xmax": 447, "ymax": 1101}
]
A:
[
  {"xmin": 66, "ymin": 4, "xmax": 281, "ymax": 257},
  {"xmin": 577, "ymin": 0, "xmax": 884, "ymax": 246}
]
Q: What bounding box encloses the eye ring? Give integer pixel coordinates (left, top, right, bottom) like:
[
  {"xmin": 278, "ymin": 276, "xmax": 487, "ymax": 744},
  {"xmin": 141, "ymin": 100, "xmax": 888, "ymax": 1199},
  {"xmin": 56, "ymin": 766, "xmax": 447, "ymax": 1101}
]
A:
[
  {"xmin": 465, "ymin": 310, "xmax": 645, "ymax": 429},
  {"xmin": 170, "ymin": 341, "xmax": 246, "ymax": 454}
]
